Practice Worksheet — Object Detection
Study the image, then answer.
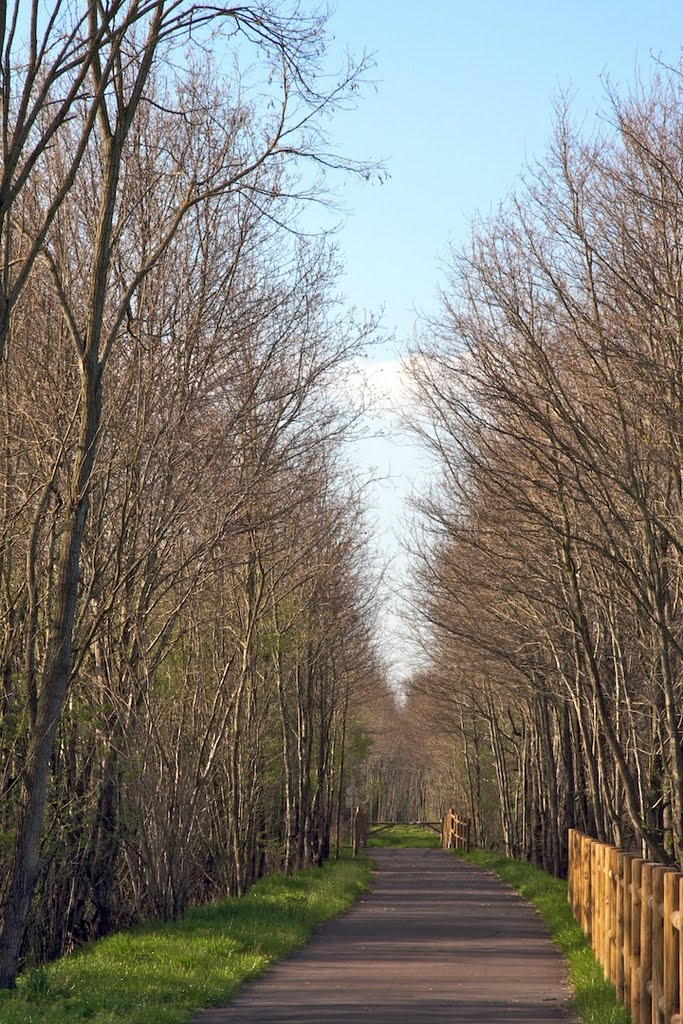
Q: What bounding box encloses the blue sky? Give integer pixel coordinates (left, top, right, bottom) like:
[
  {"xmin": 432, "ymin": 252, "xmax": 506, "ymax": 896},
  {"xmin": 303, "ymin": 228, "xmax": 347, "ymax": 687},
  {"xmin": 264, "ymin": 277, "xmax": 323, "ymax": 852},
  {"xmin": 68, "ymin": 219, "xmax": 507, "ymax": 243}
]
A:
[
  {"xmin": 316, "ymin": 2, "xmax": 683, "ymax": 682},
  {"xmin": 326, "ymin": 1, "xmax": 683, "ymax": 339}
]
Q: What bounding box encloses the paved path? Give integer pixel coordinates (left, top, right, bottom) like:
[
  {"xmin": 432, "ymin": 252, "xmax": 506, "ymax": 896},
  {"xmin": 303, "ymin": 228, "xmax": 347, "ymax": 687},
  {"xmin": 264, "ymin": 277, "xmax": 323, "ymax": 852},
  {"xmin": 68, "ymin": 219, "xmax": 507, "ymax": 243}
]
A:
[{"xmin": 194, "ymin": 848, "xmax": 576, "ymax": 1023}]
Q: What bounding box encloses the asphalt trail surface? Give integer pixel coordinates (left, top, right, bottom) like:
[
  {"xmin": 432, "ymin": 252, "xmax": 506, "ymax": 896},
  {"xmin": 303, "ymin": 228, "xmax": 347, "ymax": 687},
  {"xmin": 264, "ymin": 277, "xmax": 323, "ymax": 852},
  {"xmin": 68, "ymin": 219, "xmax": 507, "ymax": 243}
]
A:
[{"xmin": 194, "ymin": 848, "xmax": 576, "ymax": 1023}]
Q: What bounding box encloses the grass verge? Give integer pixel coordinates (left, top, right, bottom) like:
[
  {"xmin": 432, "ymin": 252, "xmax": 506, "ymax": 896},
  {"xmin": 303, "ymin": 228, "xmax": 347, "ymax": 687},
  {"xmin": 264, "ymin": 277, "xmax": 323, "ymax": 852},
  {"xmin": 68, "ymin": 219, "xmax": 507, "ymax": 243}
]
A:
[
  {"xmin": 0, "ymin": 854, "xmax": 372, "ymax": 1024},
  {"xmin": 367, "ymin": 823, "xmax": 441, "ymax": 848},
  {"xmin": 458, "ymin": 849, "xmax": 628, "ymax": 1024}
]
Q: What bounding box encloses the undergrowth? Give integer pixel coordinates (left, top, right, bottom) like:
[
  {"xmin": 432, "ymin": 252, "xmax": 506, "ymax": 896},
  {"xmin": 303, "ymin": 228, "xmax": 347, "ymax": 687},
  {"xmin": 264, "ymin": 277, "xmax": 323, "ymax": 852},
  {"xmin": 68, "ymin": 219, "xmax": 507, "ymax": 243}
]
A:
[{"xmin": 0, "ymin": 855, "xmax": 372, "ymax": 1024}]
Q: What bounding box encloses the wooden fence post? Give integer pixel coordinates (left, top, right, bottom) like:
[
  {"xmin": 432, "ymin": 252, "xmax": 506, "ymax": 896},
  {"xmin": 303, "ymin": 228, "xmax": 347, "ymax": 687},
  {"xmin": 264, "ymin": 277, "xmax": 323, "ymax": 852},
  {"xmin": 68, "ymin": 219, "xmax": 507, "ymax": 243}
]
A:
[
  {"xmin": 662, "ymin": 869, "xmax": 681, "ymax": 1024},
  {"xmin": 616, "ymin": 850, "xmax": 626, "ymax": 1002},
  {"xmin": 568, "ymin": 828, "xmax": 576, "ymax": 915},
  {"xmin": 609, "ymin": 845, "xmax": 619, "ymax": 986},
  {"xmin": 601, "ymin": 843, "xmax": 610, "ymax": 978},
  {"xmin": 576, "ymin": 830, "xmax": 584, "ymax": 923},
  {"xmin": 442, "ymin": 808, "xmax": 452, "ymax": 849},
  {"xmin": 631, "ymin": 858, "xmax": 644, "ymax": 1024},
  {"xmin": 639, "ymin": 861, "xmax": 654, "ymax": 1024},
  {"xmin": 604, "ymin": 843, "xmax": 613, "ymax": 979},
  {"xmin": 590, "ymin": 840, "xmax": 599, "ymax": 959},
  {"xmin": 651, "ymin": 865, "xmax": 666, "ymax": 1023},
  {"xmin": 602, "ymin": 842, "xmax": 610, "ymax": 973},
  {"xmin": 621, "ymin": 852, "xmax": 632, "ymax": 1010},
  {"xmin": 352, "ymin": 807, "xmax": 368, "ymax": 857},
  {"xmin": 582, "ymin": 834, "xmax": 593, "ymax": 939},
  {"xmin": 678, "ymin": 877, "xmax": 683, "ymax": 1024},
  {"xmin": 572, "ymin": 829, "xmax": 582, "ymax": 920}
]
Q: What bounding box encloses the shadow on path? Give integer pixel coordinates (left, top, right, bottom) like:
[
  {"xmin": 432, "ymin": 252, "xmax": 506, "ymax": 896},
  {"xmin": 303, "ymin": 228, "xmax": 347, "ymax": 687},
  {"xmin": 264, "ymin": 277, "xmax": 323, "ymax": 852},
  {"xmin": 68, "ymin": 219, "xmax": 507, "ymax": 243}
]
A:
[{"xmin": 194, "ymin": 848, "xmax": 576, "ymax": 1023}]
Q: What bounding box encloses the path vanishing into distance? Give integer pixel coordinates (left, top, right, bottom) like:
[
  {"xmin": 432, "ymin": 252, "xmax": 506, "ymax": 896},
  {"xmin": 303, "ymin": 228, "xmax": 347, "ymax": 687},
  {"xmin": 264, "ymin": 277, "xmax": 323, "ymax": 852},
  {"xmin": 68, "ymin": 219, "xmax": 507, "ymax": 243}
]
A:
[{"xmin": 194, "ymin": 849, "xmax": 576, "ymax": 1023}]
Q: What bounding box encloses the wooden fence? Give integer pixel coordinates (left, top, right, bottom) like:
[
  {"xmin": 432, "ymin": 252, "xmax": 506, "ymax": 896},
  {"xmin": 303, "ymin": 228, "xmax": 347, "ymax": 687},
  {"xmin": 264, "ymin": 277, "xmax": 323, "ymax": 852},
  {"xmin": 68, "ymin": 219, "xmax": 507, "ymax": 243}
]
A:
[
  {"xmin": 441, "ymin": 809, "xmax": 471, "ymax": 852},
  {"xmin": 350, "ymin": 807, "xmax": 470, "ymax": 856},
  {"xmin": 568, "ymin": 828, "xmax": 683, "ymax": 1024}
]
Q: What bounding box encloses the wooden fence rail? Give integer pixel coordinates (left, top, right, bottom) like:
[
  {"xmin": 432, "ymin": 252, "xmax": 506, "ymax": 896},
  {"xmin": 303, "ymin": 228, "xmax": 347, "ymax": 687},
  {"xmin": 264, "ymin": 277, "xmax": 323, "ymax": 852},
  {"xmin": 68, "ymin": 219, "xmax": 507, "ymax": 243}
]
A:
[
  {"xmin": 568, "ymin": 828, "xmax": 683, "ymax": 1024},
  {"xmin": 441, "ymin": 808, "xmax": 471, "ymax": 852}
]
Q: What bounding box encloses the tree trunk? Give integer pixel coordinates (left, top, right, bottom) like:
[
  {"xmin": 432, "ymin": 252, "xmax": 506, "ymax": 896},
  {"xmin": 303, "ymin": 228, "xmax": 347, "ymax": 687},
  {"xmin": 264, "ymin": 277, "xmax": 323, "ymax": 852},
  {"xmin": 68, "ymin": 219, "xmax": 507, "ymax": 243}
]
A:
[{"xmin": 0, "ymin": 364, "xmax": 99, "ymax": 986}]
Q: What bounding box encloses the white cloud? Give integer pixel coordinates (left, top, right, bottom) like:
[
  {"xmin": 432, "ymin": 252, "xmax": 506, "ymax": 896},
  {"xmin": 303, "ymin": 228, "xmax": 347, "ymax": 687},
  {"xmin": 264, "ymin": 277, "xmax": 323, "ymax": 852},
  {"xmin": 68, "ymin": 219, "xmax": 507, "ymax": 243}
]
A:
[{"xmin": 343, "ymin": 355, "xmax": 425, "ymax": 417}]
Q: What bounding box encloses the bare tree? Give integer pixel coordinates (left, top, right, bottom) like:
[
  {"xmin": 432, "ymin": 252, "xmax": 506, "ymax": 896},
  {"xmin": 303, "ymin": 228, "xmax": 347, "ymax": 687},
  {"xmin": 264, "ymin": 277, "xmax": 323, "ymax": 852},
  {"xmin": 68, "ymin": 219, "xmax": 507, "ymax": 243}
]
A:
[
  {"xmin": 0, "ymin": 0, "xmax": 378, "ymax": 985},
  {"xmin": 404, "ymin": 63, "xmax": 683, "ymax": 874}
]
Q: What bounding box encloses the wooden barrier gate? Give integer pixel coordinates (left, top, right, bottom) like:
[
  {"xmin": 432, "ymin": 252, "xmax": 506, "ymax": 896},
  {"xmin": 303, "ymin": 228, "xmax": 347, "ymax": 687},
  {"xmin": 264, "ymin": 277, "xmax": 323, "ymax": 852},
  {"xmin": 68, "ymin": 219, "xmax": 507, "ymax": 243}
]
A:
[
  {"xmin": 568, "ymin": 828, "xmax": 683, "ymax": 1024},
  {"xmin": 370, "ymin": 820, "xmax": 443, "ymax": 837},
  {"xmin": 351, "ymin": 808, "xmax": 470, "ymax": 856},
  {"xmin": 441, "ymin": 808, "xmax": 471, "ymax": 852}
]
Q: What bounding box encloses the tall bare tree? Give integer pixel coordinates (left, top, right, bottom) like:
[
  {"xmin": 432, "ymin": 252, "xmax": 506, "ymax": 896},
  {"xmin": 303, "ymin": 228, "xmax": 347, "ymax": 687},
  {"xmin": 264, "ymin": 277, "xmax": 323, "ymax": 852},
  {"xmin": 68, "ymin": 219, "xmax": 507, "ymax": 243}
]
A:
[{"xmin": 0, "ymin": 0, "xmax": 377, "ymax": 986}]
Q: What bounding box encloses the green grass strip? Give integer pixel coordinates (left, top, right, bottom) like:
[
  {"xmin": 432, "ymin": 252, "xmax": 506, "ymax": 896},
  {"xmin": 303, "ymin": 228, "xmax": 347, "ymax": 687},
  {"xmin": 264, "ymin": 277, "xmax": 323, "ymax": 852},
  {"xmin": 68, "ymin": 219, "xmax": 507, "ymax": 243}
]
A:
[
  {"xmin": 0, "ymin": 855, "xmax": 372, "ymax": 1024},
  {"xmin": 366, "ymin": 823, "xmax": 441, "ymax": 848},
  {"xmin": 459, "ymin": 849, "xmax": 629, "ymax": 1024}
]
